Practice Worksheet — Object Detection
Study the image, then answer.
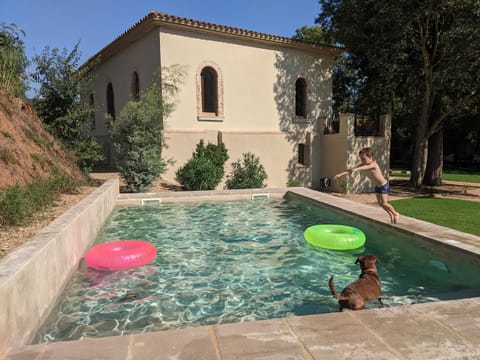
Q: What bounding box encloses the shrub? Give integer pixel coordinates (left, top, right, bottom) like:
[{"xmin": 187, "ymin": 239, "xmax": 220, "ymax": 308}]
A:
[
  {"xmin": 175, "ymin": 157, "xmax": 222, "ymax": 190},
  {"xmin": 112, "ymin": 66, "xmax": 185, "ymax": 192},
  {"xmin": 0, "ymin": 170, "xmax": 82, "ymax": 226},
  {"xmin": 73, "ymin": 137, "xmax": 103, "ymax": 174},
  {"xmin": 176, "ymin": 140, "xmax": 229, "ymax": 190},
  {"xmin": 0, "ymin": 147, "xmax": 17, "ymax": 164},
  {"xmin": 31, "ymin": 43, "xmax": 103, "ymax": 173},
  {"xmin": 225, "ymin": 152, "xmax": 268, "ymax": 189},
  {"xmin": 0, "ymin": 23, "xmax": 28, "ymax": 97},
  {"xmin": 0, "ymin": 185, "xmax": 28, "ymax": 226},
  {"xmin": 287, "ymin": 179, "xmax": 301, "ymax": 187},
  {"xmin": 111, "ymin": 95, "xmax": 166, "ymax": 193},
  {"xmin": 338, "ymin": 178, "xmax": 350, "ymax": 194},
  {"xmin": 1, "ymin": 130, "xmax": 13, "ymax": 140}
]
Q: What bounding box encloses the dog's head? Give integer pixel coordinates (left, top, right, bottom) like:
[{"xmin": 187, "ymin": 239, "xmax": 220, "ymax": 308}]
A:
[{"xmin": 355, "ymin": 255, "xmax": 379, "ymax": 272}]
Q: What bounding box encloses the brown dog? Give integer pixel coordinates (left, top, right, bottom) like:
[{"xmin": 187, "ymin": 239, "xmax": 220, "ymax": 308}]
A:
[{"xmin": 328, "ymin": 255, "xmax": 384, "ymax": 311}]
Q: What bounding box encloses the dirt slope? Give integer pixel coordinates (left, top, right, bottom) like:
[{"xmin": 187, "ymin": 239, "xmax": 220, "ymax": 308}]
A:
[{"xmin": 0, "ymin": 91, "xmax": 85, "ymax": 189}]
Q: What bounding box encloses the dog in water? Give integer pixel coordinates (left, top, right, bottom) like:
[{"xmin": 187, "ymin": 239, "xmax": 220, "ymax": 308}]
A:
[{"xmin": 328, "ymin": 255, "xmax": 384, "ymax": 311}]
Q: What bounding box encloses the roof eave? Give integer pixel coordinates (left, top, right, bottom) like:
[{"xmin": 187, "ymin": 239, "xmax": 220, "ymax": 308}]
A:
[{"xmin": 82, "ymin": 11, "xmax": 344, "ymax": 69}]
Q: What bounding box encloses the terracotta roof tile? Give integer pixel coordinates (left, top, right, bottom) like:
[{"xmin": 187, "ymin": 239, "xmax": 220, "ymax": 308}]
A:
[{"xmin": 83, "ymin": 11, "xmax": 342, "ymax": 67}]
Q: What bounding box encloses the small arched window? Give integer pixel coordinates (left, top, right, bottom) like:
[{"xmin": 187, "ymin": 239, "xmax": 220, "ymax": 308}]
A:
[
  {"xmin": 89, "ymin": 93, "xmax": 95, "ymax": 129},
  {"xmin": 201, "ymin": 67, "xmax": 218, "ymax": 114},
  {"xmin": 196, "ymin": 62, "xmax": 224, "ymax": 120},
  {"xmin": 131, "ymin": 71, "xmax": 140, "ymax": 101},
  {"xmin": 295, "ymin": 78, "xmax": 307, "ymax": 117},
  {"xmin": 106, "ymin": 82, "xmax": 115, "ymax": 121}
]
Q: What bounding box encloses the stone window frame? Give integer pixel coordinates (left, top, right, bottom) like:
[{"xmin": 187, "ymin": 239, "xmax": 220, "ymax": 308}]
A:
[{"xmin": 196, "ymin": 61, "xmax": 224, "ymax": 121}]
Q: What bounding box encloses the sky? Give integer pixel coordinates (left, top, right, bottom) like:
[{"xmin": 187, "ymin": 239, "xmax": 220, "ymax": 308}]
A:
[{"xmin": 1, "ymin": 0, "xmax": 322, "ymax": 67}]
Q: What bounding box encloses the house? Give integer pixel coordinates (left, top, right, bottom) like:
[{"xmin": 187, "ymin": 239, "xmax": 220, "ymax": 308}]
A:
[{"xmin": 85, "ymin": 11, "xmax": 391, "ymax": 192}]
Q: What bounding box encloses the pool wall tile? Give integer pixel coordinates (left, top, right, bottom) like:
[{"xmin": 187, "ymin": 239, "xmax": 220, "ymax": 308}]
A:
[{"xmin": 0, "ymin": 179, "xmax": 119, "ymax": 357}]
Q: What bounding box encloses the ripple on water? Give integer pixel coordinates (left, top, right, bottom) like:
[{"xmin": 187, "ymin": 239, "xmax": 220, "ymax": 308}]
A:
[{"xmin": 34, "ymin": 198, "xmax": 480, "ymax": 343}]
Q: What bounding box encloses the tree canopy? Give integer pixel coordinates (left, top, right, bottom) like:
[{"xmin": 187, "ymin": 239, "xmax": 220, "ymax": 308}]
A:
[
  {"xmin": 31, "ymin": 43, "xmax": 102, "ymax": 173},
  {"xmin": 0, "ymin": 23, "xmax": 28, "ymax": 97},
  {"xmin": 317, "ymin": 0, "xmax": 480, "ymax": 186},
  {"xmin": 112, "ymin": 65, "xmax": 186, "ymax": 192}
]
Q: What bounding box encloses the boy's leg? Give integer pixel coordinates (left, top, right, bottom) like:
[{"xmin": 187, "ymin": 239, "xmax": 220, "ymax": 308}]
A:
[{"xmin": 376, "ymin": 193, "xmax": 399, "ymax": 223}]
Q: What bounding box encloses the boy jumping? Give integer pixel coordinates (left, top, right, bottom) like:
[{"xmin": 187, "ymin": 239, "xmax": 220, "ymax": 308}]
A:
[{"xmin": 334, "ymin": 147, "xmax": 400, "ymax": 224}]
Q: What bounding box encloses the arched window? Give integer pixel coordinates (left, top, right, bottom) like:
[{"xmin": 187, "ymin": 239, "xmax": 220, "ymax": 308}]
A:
[
  {"xmin": 295, "ymin": 78, "xmax": 307, "ymax": 117},
  {"xmin": 196, "ymin": 62, "xmax": 224, "ymax": 120},
  {"xmin": 201, "ymin": 67, "xmax": 218, "ymax": 114},
  {"xmin": 131, "ymin": 71, "xmax": 140, "ymax": 101},
  {"xmin": 89, "ymin": 93, "xmax": 95, "ymax": 129},
  {"xmin": 106, "ymin": 82, "xmax": 115, "ymax": 121}
]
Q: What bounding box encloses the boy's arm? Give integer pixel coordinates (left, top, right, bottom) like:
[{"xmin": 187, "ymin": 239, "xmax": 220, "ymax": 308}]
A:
[
  {"xmin": 351, "ymin": 162, "xmax": 376, "ymax": 172},
  {"xmin": 334, "ymin": 162, "xmax": 375, "ymax": 180},
  {"xmin": 333, "ymin": 170, "xmax": 349, "ymax": 180}
]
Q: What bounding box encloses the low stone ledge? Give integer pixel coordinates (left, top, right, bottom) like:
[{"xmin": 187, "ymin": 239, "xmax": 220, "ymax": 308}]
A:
[
  {"xmin": 117, "ymin": 187, "xmax": 288, "ymax": 206},
  {"xmin": 0, "ymin": 179, "xmax": 119, "ymax": 356}
]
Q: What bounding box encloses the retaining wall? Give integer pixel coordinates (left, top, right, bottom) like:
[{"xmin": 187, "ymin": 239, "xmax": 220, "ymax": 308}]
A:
[{"xmin": 0, "ymin": 179, "xmax": 119, "ymax": 356}]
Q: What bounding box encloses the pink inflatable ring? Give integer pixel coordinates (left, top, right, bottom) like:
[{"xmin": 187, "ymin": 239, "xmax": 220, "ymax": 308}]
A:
[{"xmin": 85, "ymin": 240, "xmax": 157, "ymax": 270}]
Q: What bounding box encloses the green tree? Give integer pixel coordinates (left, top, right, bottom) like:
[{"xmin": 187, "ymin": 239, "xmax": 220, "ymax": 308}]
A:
[
  {"xmin": 292, "ymin": 26, "xmax": 355, "ymax": 114},
  {"xmin": 111, "ymin": 66, "xmax": 185, "ymax": 192},
  {"xmin": 225, "ymin": 152, "xmax": 268, "ymax": 189},
  {"xmin": 292, "ymin": 26, "xmax": 330, "ymax": 44},
  {"xmin": 0, "ymin": 23, "xmax": 28, "ymax": 97},
  {"xmin": 176, "ymin": 140, "xmax": 229, "ymax": 190},
  {"xmin": 317, "ymin": 0, "xmax": 480, "ymax": 186},
  {"xmin": 31, "ymin": 43, "xmax": 102, "ymax": 173}
]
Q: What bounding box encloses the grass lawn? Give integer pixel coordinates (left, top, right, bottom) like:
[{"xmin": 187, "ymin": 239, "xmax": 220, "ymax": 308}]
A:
[
  {"xmin": 390, "ymin": 170, "xmax": 480, "ymax": 183},
  {"xmin": 390, "ymin": 197, "xmax": 480, "ymax": 236},
  {"xmin": 442, "ymin": 172, "xmax": 480, "ymax": 183}
]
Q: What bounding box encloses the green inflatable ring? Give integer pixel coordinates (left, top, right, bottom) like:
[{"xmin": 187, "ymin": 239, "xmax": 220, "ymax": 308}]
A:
[{"xmin": 304, "ymin": 224, "xmax": 366, "ymax": 250}]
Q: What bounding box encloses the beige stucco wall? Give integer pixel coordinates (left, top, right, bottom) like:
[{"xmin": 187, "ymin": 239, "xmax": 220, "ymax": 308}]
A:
[
  {"xmin": 157, "ymin": 28, "xmax": 333, "ymax": 187},
  {"xmin": 317, "ymin": 114, "xmax": 392, "ymax": 193},
  {"xmin": 165, "ymin": 129, "xmax": 318, "ymax": 189},
  {"xmin": 158, "ymin": 28, "xmax": 332, "ymax": 131},
  {"xmin": 220, "ymin": 131, "xmax": 310, "ymax": 188},
  {"xmin": 162, "ymin": 129, "xmax": 219, "ymax": 176},
  {"xmin": 90, "ymin": 29, "xmax": 161, "ymax": 165}
]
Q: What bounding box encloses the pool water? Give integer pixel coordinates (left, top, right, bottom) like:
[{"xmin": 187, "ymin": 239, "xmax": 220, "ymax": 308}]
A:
[{"xmin": 34, "ymin": 198, "xmax": 480, "ymax": 343}]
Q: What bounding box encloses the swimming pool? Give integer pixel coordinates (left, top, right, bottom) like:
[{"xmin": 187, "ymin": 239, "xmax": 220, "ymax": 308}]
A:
[{"xmin": 34, "ymin": 197, "xmax": 480, "ymax": 343}]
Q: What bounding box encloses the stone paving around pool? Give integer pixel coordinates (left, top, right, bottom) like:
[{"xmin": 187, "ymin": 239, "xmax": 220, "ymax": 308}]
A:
[
  {"xmin": 5, "ymin": 297, "xmax": 480, "ymax": 359},
  {"xmin": 3, "ymin": 186, "xmax": 480, "ymax": 359}
]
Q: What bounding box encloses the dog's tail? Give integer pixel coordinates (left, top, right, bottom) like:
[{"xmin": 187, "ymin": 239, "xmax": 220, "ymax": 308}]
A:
[{"xmin": 328, "ymin": 276, "xmax": 340, "ymax": 299}]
